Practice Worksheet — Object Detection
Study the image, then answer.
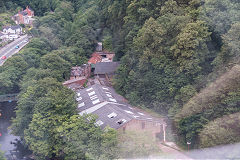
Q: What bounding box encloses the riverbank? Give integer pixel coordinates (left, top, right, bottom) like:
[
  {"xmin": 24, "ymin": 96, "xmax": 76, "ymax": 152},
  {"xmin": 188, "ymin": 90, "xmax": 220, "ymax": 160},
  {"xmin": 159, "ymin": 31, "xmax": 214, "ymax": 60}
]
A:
[{"xmin": 0, "ymin": 102, "xmax": 21, "ymax": 160}]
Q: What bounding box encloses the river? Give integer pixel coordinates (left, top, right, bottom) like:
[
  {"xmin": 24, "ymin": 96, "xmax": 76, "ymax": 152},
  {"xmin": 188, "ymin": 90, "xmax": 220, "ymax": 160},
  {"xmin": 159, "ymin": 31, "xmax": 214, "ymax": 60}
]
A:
[{"xmin": 0, "ymin": 101, "xmax": 31, "ymax": 160}]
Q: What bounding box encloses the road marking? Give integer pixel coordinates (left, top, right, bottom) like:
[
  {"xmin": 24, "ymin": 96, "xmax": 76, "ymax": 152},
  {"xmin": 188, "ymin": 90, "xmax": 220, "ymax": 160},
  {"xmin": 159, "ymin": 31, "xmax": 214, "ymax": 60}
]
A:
[
  {"xmin": 0, "ymin": 36, "xmax": 29, "ymax": 66},
  {"xmin": 1, "ymin": 39, "xmax": 27, "ymax": 57}
]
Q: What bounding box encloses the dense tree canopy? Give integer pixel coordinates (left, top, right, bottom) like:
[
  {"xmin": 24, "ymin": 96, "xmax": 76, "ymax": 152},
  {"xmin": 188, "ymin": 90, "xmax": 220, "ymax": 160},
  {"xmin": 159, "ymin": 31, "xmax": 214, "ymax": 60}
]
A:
[
  {"xmin": 0, "ymin": 1, "xmax": 118, "ymax": 159},
  {"xmin": 102, "ymin": 0, "xmax": 240, "ymax": 149}
]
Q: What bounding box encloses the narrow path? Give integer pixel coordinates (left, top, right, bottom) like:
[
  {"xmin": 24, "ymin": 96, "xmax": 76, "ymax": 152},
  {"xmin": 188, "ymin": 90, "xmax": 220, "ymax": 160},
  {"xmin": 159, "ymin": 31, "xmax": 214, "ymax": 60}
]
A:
[{"xmin": 156, "ymin": 143, "xmax": 192, "ymax": 159}]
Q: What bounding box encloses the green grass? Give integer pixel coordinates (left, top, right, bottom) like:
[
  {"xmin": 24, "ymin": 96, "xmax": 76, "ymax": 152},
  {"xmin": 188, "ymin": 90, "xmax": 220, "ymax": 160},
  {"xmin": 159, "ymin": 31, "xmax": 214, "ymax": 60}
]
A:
[{"xmin": 0, "ymin": 13, "xmax": 10, "ymax": 17}]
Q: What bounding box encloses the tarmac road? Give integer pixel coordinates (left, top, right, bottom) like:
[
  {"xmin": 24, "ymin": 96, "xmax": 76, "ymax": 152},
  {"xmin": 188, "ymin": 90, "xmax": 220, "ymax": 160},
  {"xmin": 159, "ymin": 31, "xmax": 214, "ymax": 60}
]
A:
[{"xmin": 0, "ymin": 35, "xmax": 29, "ymax": 66}]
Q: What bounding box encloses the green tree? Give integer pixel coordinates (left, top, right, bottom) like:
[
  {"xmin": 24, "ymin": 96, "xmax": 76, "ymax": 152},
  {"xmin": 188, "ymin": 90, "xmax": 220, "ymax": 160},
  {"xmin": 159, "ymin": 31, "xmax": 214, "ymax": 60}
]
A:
[
  {"xmin": 200, "ymin": 0, "xmax": 240, "ymax": 36},
  {"xmin": 23, "ymin": 83, "xmax": 76, "ymax": 159},
  {"xmin": 58, "ymin": 115, "xmax": 118, "ymax": 160},
  {"xmin": 199, "ymin": 112, "xmax": 240, "ymax": 148},
  {"xmin": 0, "ymin": 146, "xmax": 6, "ymax": 160},
  {"xmin": 103, "ymin": 35, "xmax": 113, "ymax": 51},
  {"xmin": 25, "ymin": 38, "xmax": 52, "ymax": 54},
  {"xmin": 0, "ymin": 0, "xmax": 6, "ymax": 13},
  {"xmin": 40, "ymin": 53, "xmax": 71, "ymax": 81},
  {"xmin": 12, "ymin": 78, "xmax": 70, "ymax": 137},
  {"xmin": 213, "ymin": 22, "xmax": 240, "ymax": 67},
  {"xmin": 171, "ymin": 20, "xmax": 211, "ymax": 75}
]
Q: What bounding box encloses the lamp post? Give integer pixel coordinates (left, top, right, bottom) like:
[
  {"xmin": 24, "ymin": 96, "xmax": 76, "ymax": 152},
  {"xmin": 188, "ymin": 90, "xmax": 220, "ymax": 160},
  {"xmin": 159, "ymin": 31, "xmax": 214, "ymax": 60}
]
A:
[
  {"xmin": 162, "ymin": 124, "xmax": 167, "ymax": 142},
  {"xmin": 187, "ymin": 141, "xmax": 191, "ymax": 151}
]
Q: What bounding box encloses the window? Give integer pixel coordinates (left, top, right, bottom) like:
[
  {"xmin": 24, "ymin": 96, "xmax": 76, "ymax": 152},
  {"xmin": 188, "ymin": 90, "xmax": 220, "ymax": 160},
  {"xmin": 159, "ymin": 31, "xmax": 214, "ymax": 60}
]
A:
[
  {"xmin": 117, "ymin": 119, "xmax": 127, "ymax": 125},
  {"xmin": 106, "ymin": 94, "xmax": 112, "ymax": 97},
  {"xmin": 138, "ymin": 112, "xmax": 144, "ymax": 115},
  {"xmin": 124, "ymin": 110, "xmax": 133, "ymax": 114},
  {"xmin": 88, "ymin": 91, "xmax": 95, "ymax": 96},
  {"xmin": 78, "ymin": 102, "xmax": 85, "ymax": 108},
  {"xmin": 86, "ymin": 87, "xmax": 93, "ymax": 91},
  {"xmin": 108, "ymin": 112, "xmax": 117, "ymax": 118},
  {"xmin": 90, "ymin": 95, "xmax": 98, "ymax": 100},
  {"xmin": 95, "ymin": 120, "xmax": 104, "ymax": 126},
  {"xmin": 109, "ymin": 98, "xmax": 117, "ymax": 102},
  {"xmin": 142, "ymin": 122, "xmax": 145, "ymax": 129},
  {"xmin": 92, "ymin": 99, "xmax": 100, "ymax": 105}
]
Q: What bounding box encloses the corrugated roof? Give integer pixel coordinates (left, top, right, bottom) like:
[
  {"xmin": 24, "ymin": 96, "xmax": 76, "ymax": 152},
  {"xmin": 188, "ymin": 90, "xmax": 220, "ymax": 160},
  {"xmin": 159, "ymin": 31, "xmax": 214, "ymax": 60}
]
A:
[
  {"xmin": 94, "ymin": 62, "xmax": 120, "ymax": 75},
  {"xmin": 76, "ymin": 84, "xmax": 164, "ymax": 129}
]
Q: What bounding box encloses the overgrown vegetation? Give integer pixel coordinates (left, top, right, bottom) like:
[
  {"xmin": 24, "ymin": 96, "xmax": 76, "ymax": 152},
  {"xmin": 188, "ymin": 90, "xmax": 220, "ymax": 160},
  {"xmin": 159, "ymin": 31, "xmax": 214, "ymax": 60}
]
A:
[
  {"xmin": 0, "ymin": 146, "xmax": 5, "ymax": 160},
  {"xmin": 97, "ymin": 0, "xmax": 240, "ymax": 149},
  {"xmin": 0, "ymin": 0, "xmax": 118, "ymax": 159},
  {"xmin": 0, "ymin": 12, "xmax": 15, "ymax": 30}
]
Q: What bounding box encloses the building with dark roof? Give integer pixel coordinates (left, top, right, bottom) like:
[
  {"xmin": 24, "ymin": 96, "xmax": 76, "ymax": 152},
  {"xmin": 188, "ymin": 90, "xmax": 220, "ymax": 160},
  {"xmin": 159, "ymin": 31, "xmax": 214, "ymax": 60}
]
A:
[
  {"xmin": 76, "ymin": 84, "xmax": 166, "ymax": 141},
  {"xmin": 94, "ymin": 62, "xmax": 119, "ymax": 75}
]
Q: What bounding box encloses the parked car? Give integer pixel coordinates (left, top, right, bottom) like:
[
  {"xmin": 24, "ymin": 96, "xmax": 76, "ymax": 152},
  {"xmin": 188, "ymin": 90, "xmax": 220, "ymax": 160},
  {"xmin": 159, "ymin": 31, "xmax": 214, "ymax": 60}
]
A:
[
  {"xmin": 15, "ymin": 45, "xmax": 19, "ymax": 49},
  {"xmin": 1, "ymin": 56, "xmax": 6, "ymax": 60}
]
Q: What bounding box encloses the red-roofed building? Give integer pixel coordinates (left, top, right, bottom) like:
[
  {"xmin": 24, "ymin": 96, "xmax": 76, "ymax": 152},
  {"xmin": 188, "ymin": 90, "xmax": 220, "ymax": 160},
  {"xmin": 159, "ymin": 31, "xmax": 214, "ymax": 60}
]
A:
[
  {"xmin": 24, "ymin": 6, "xmax": 34, "ymax": 17},
  {"xmin": 12, "ymin": 6, "xmax": 34, "ymax": 25},
  {"xmin": 88, "ymin": 53, "xmax": 102, "ymax": 64}
]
